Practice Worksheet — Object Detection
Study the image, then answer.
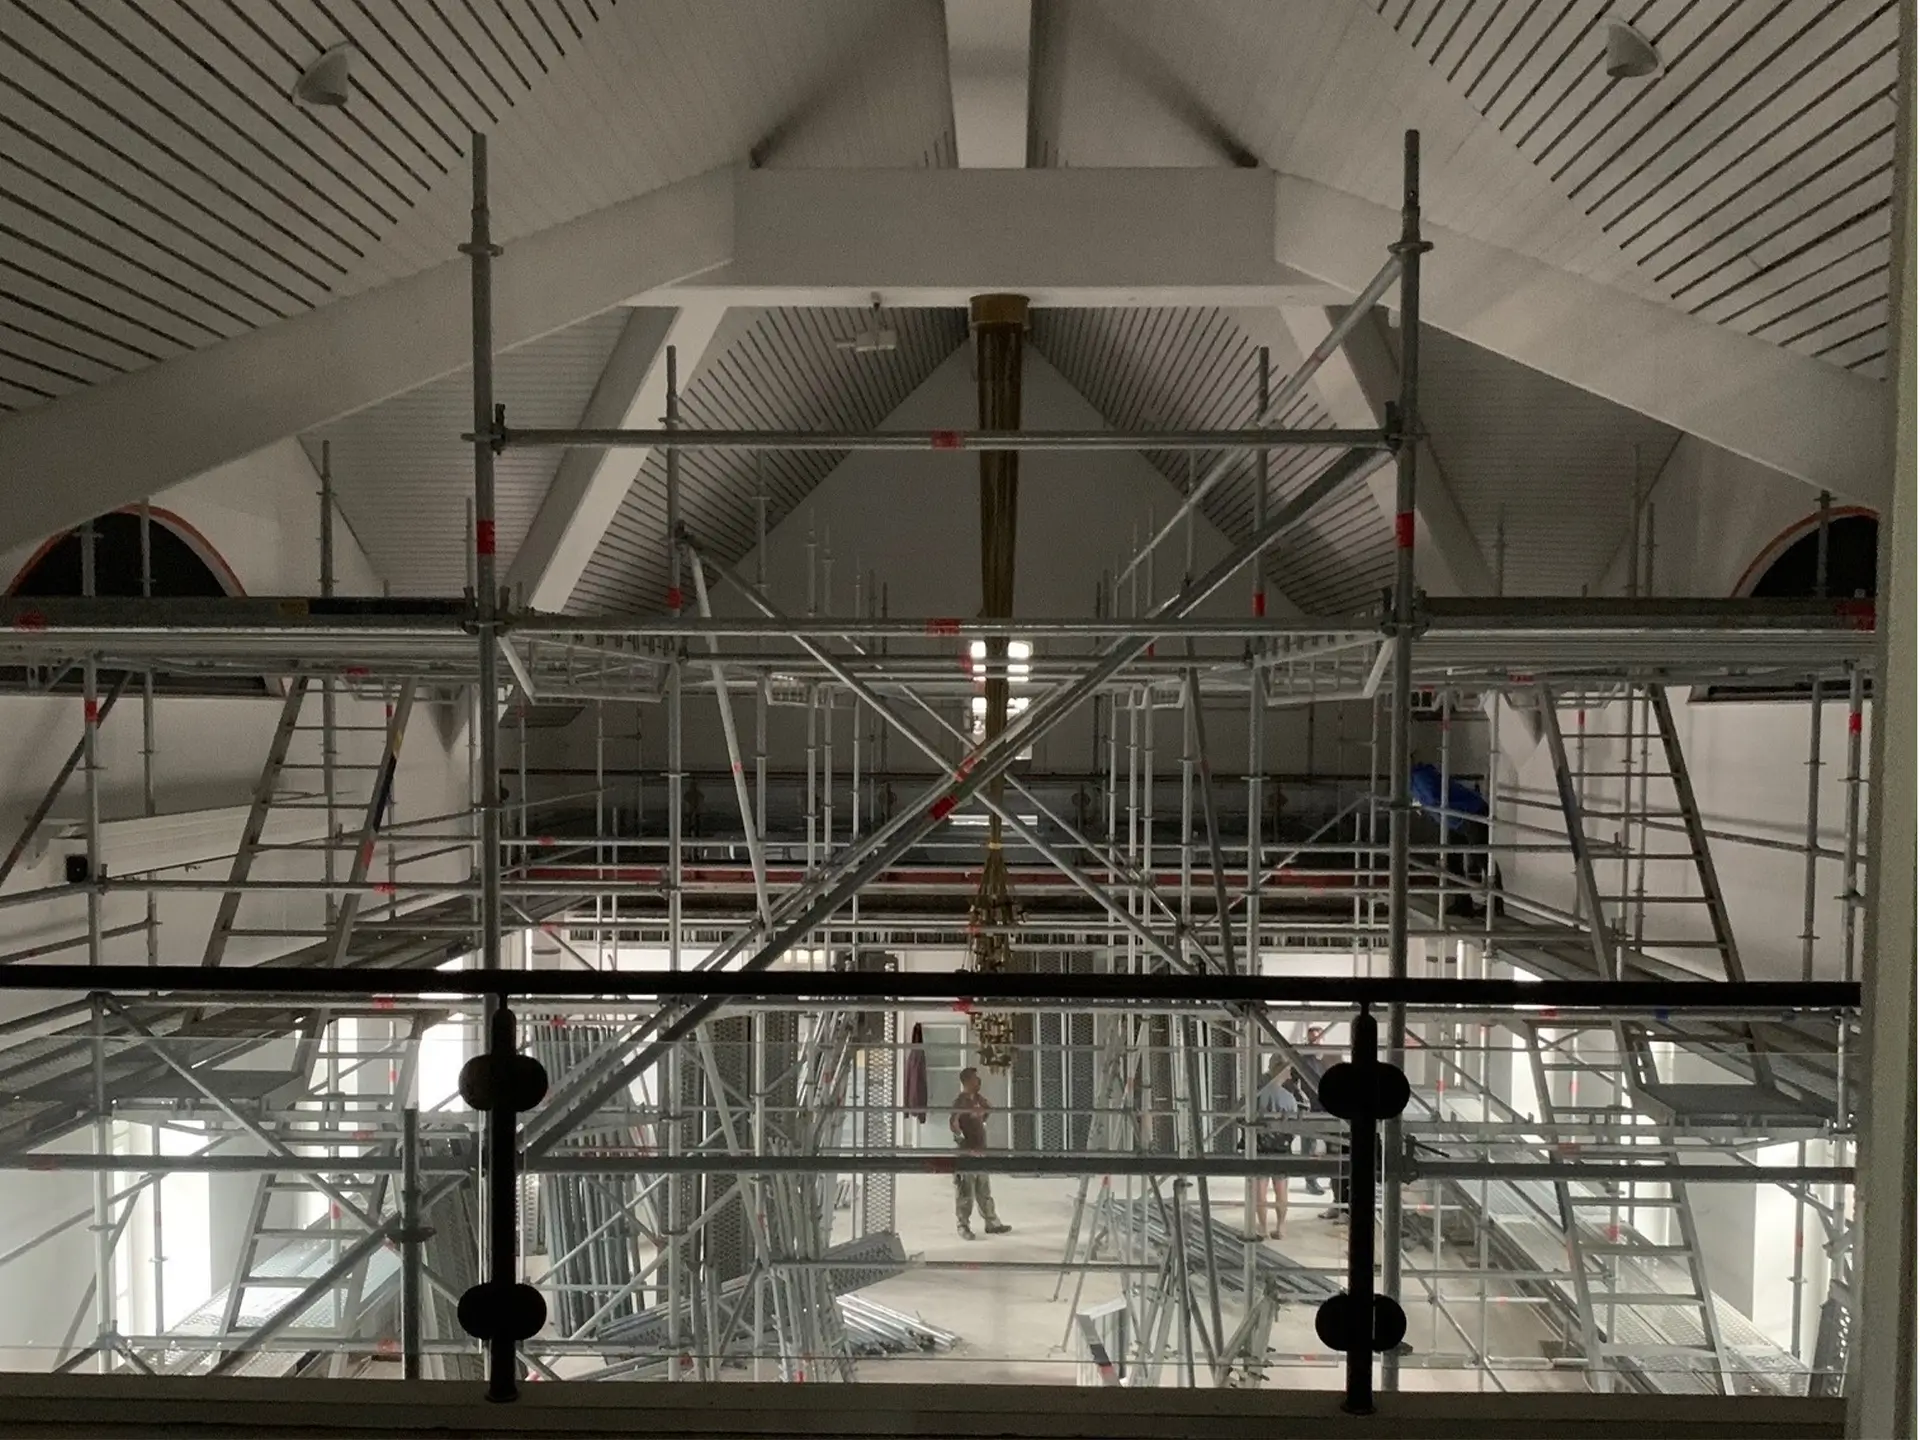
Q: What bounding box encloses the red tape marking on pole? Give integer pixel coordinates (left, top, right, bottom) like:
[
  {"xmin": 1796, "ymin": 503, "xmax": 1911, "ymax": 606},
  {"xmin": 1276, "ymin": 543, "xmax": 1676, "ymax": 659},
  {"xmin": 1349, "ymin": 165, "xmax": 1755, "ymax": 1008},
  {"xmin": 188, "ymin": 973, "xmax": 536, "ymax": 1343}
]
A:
[
  {"xmin": 475, "ymin": 520, "xmax": 496, "ymax": 556},
  {"xmin": 14, "ymin": 611, "xmax": 45, "ymax": 632},
  {"xmin": 1395, "ymin": 511, "xmax": 1415, "ymax": 548},
  {"xmin": 665, "ymin": 586, "xmax": 683, "ymax": 611},
  {"xmin": 930, "ymin": 430, "xmax": 962, "ymax": 450},
  {"xmin": 1252, "ymin": 590, "xmax": 1266, "ymax": 618},
  {"xmin": 926, "ymin": 617, "xmax": 961, "ymax": 636},
  {"xmin": 930, "ymin": 795, "xmax": 957, "ymax": 821},
  {"xmin": 83, "ymin": 699, "xmax": 99, "ymax": 726},
  {"xmin": 1849, "ymin": 711, "xmax": 1863, "ymax": 734}
]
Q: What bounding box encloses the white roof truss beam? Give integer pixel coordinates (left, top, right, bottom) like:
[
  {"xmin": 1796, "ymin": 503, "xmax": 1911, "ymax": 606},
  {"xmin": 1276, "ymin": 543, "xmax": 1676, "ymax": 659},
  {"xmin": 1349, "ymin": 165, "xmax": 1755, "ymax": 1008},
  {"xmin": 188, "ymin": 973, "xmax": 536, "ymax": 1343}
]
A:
[
  {"xmin": 507, "ymin": 303, "xmax": 731, "ymax": 613},
  {"xmin": 0, "ymin": 169, "xmax": 732, "ymax": 553},
  {"xmin": 943, "ymin": 0, "xmax": 1034, "ymax": 167},
  {"xmin": 1274, "ymin": 175, "xmax": 1891, "ymax": 509}
]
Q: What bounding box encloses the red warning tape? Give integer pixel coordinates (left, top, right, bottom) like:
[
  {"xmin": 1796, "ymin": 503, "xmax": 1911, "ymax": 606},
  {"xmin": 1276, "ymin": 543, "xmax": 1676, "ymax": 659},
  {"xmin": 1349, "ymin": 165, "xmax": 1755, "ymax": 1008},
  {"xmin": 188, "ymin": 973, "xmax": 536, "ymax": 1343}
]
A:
[
  {"xmin": 1835, "ymin": 599, "xmax": 1874, "ymax": 629},
  {"xmin": 1394, "ymin": 511, "xmax": 1415, "ymax": 549},
  {"xmin": 665, "ymin": 586, "xmax": 684, "ymax": 611},
  {"xmin": 929, "ymin": 795, "xmax": 957, "ymax": 822},
  {"xmin": 475, "ymin": 520, "xmax": 496, "ymax": 556},
  {"xmin": 13, "ymin": 610, "xmax": 45, "ymax": 632},
  {"xmin": 1849, "ymin": 711, "xmax": 1863, "ymax": 734},
  {"xmin": 925, "ymin": 617, "xmax": 961, "ymax": 636},
  {"xmin": 930, "ymin": 430, "xmax": 962, "ymax": 450},
  {"xmin": 83, "ymin": 699, "xmax": 99, "ymax": 726},
  {"xmin": 1252, "ymin": 590, "xmax": 1266, "ymax": 618}
]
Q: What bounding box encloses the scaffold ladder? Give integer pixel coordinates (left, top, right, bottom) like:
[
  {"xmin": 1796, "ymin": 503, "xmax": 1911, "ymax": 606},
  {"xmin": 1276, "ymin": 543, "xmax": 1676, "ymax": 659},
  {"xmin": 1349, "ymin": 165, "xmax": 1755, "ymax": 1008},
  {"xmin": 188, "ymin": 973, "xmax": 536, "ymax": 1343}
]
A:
[
  {"xmin": 1525, "ymin": 1027, "xmax": 1735, "ymax": 1394},
  {"xmin": 212, "ymin": 1020, "xmax": 424, "ymax": 1364}
]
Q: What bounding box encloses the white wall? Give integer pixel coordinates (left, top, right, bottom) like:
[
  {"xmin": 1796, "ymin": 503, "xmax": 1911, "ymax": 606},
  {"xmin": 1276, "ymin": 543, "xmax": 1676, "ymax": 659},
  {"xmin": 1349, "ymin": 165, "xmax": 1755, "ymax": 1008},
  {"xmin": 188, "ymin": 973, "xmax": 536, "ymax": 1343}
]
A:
[
  {"xmin": 1595, "ymin": 433, "xmax": 1872, "ymax": 601},
  {"xmin": 1496, "ymin": 690, "xmax": 1870, "ymax": 984}
]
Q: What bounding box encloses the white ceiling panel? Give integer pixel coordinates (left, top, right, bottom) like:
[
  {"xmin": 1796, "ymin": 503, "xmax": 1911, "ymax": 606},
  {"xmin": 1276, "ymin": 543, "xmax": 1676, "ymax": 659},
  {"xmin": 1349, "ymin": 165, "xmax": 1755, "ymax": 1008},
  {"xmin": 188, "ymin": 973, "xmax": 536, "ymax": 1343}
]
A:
[
  {"xmin": 570, "ymin": 305, "xmax": 968, "ymax": 616},
  {"xmin": 1030, "ymin": 305, "xmax": 1397, "ymax": 617},
  {"xmin": 1029, "ymin": 0, "xmax": 1668, "ymax": 298},
  {"xmin": 306, "ymin": 307, "xmax": 632, "ymax": 596},
  {"xmin": 1414, "ymin": 326, "xmax": 1681, "ymax": 596}
]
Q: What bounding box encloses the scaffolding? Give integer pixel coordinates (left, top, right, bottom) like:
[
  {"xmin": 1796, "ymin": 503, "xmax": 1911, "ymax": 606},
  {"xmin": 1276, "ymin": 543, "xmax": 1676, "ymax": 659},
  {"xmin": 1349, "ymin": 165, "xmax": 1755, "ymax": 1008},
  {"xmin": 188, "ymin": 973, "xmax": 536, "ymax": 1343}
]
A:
[{"xmin": 0, "ymin": 130, "xmax": 1874, "ymax": 1413}]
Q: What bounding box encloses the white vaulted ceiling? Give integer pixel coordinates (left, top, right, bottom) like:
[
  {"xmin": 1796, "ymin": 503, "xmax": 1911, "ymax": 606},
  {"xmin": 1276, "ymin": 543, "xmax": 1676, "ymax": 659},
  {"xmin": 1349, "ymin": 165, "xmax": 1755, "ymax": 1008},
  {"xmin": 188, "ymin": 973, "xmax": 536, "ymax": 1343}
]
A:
[
  {"xmin": 305, "ymin": 307, "xmax": 634, "ymax": 596},
  {"xmin": 1374, "ymin": 0, "xmax": 1901, "ymax": 378},
  {"xmin": 1030, "ymin": 306, "xmax": 1397, "ymax": 617},
  {"xmin": 0, "ymin": 0, "xmax": 954, "ymax": 412},
  {"xmin": 569, "ymin": 305, "xmax": 969, "ymax": 615},
  {"xmin": 0, "ymin": 0, "xmax": 1898, "ymax": 609}
]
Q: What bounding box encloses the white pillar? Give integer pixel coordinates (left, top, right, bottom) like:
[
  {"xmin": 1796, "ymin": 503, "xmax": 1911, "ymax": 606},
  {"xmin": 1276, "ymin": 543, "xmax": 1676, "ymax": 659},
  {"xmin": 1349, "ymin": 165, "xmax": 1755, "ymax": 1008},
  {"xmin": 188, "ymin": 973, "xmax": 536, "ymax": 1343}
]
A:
[{"xmin": 1845, "ymin": 9, "xmax": 1916, "ymax": 1435}]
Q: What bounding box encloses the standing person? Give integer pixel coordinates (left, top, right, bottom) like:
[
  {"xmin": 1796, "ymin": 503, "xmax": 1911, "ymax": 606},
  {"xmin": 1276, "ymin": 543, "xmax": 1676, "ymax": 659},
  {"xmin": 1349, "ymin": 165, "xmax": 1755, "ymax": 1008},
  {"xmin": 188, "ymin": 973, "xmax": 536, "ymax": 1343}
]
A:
[
  {"xmin": 1293, "ymin": 1026, "xmax": 1330, "ymax": 1197},
  {"xmin": 949, "ymin": 1067, "xmax": 1012, "ymax": 1240},
  {"xmin": 1252, "ymin": 1056, "xmax": 1298, "ymax": 1240}
]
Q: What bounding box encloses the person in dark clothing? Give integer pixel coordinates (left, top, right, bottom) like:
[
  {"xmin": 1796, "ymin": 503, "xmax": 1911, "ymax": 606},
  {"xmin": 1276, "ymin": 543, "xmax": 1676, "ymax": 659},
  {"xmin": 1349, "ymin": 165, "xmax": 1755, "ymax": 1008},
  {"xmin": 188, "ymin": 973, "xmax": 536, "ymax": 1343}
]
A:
[
  {"xmin": 903, "ymin": 1023, "xmax": 929, "ymax": 1124},
  {"xmin": 949, "ymin": 1067, "xmax": 1012, "ymax": 1240},
  {"xmin": 1410, "ymin": 763, "xmax": 1505, "ymax": 916},
  {"xmin": 1292, "ymin": 1026, "xmax": 1330, "ymax": 1197}
]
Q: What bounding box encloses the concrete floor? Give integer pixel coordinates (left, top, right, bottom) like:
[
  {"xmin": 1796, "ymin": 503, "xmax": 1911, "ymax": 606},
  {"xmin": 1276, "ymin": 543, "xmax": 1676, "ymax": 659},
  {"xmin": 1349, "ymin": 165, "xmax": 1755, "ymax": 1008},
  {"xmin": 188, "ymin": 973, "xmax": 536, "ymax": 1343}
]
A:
[{"xmin": 847, "ymin": 1172, "xmax": 1586, "ymax": 1391}]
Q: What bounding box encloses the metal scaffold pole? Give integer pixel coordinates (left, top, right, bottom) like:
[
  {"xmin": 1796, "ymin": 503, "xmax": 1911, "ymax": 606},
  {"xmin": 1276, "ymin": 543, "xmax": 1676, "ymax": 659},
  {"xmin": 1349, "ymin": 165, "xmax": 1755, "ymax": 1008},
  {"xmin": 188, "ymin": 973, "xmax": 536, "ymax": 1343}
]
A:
[
  {"xmin": 665, "ymin": 341, "xmax": 687, "ymax": 1380},
  {"xmin": 1379, "ymin": 126, "xmax": 1428, "ymax": 1395},
  {"xmin": 465, "ymin": 129, "xmax": 530, "ymax": 1406}
]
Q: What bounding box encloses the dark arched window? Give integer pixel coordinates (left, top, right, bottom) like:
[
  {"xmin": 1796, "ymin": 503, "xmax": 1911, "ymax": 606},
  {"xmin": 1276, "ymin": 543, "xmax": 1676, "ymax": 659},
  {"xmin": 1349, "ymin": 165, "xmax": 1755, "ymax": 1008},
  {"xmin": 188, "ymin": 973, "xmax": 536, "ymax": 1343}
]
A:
[
  {"xmin": 1703, "ymin": 511, "xmax": 1878, "ymax": 703},
  {"xmin": 3, "ymin": 510, "xmax": 261, "ymax": 694},
  {"xmin": 9, "ymin": 511, "xmax": 232, "ymax": 599},
  {"xmin": 1747, "ymin": 514, "xmax": 1877, "ymax": 601}
]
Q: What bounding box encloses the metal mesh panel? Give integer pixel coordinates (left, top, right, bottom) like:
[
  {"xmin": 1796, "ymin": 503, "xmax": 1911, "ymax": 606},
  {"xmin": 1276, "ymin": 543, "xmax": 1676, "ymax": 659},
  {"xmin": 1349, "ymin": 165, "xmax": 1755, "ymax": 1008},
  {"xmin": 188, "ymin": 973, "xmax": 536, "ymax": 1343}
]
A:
[
  {"xmin": 528, "ymin": 1018, "xmax": 646, "ymax": 1337},
  {"xmin": 701, "ymin": 1016, "xmax": 754, "ymax": 1285},
  {"xmin": 863, "ymin": 1008, "xmax": 897, "ymax": 1236}
]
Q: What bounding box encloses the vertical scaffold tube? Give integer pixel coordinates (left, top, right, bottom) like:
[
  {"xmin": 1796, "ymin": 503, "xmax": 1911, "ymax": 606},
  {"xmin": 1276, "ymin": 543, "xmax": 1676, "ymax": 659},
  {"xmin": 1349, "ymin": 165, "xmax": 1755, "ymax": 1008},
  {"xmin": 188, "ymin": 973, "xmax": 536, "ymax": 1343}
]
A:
[
  {"xmin": 1381, "ymin": 126, "xmax": 1426, "ymax": 1393},
  {"xmin": 466, "ymin": 130, "xmax": 519, "ymax": 1404}
]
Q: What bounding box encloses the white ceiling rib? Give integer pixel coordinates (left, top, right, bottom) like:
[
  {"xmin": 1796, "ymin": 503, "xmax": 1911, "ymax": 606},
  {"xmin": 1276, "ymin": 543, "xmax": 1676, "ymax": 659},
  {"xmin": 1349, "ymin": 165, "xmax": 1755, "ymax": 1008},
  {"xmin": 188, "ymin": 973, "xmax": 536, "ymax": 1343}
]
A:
[
  {"xmin": 569, "ymin": 306, "xmax": 968, "ymax": 617},
  {"xmin": 1029, "ymin": 306, "xmax": 1396, "ymax": 617},
  {"xmin": 308, "ymin": 307, "xmax": 632, "ymax": 597},
  {"xmin": 1373, "ymin": 0, "xmax": 1902, "ymax": 378}
]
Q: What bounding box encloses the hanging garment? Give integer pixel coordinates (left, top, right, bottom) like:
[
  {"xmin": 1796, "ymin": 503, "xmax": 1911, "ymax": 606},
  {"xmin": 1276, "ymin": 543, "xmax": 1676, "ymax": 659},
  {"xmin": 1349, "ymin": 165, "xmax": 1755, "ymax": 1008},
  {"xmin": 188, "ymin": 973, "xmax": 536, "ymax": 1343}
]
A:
[{"xmin": 904, "ymin": 1022, "xmax": 929, "ymax": 1123}]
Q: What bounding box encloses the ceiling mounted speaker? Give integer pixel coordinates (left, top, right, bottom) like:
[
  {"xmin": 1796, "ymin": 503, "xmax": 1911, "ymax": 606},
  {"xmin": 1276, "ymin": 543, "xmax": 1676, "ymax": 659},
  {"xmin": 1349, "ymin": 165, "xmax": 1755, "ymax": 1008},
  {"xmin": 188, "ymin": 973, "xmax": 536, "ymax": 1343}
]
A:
[
  {"xmin": 294, "ymin": 43, "xmax": 354, "ymax": 108},
  {"xmin": 1604, "ymin": 20, "xmax": 1660, "ymax": 79}
]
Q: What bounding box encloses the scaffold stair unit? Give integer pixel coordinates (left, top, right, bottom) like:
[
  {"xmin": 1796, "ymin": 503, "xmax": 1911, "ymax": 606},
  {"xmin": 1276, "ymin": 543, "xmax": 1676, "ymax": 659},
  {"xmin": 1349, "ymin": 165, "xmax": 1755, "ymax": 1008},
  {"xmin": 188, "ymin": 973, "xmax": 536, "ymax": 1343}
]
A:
[
  {"xmin": 1533, "ymin": 683, "xmax": 1812, "ymax": 1124},
  {"xmin": 1523, "ymin": 1025, "xmax": 1736, "ymax": 1394}
]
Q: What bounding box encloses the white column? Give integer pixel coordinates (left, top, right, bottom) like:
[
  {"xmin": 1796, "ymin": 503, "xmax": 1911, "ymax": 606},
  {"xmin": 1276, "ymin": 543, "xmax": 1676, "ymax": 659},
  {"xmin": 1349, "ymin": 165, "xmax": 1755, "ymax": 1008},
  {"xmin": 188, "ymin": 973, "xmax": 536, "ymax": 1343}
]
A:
[{"xmin": 1845, "ymin": 9, "xmax": 1915, "ymax": 1434}]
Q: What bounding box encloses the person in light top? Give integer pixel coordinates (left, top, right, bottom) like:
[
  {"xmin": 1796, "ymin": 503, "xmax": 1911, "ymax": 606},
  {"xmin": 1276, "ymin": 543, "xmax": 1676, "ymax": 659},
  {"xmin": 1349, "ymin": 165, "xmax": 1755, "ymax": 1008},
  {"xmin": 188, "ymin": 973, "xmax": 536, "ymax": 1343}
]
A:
[{"xmin": 1252, "ymin": 1055, "xmax": 1299, "ymax": 1240}]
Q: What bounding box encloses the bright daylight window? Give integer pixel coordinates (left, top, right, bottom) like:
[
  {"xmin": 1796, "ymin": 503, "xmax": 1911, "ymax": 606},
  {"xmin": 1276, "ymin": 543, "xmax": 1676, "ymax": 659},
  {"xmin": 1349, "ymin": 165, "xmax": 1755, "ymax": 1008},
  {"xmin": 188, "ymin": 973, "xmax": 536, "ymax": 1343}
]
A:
[{"xmin": 968, "ymin": 639, "xmax": 1032, "ymax": 746}]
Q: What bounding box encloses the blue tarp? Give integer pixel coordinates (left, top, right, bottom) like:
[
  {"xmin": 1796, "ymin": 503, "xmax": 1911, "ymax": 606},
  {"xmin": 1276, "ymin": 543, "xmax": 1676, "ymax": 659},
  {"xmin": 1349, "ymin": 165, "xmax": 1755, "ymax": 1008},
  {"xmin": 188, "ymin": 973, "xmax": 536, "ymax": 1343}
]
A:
[{"xmin": 1411, "ymin": 763, "xmax": 1487, "ymax": 833}]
